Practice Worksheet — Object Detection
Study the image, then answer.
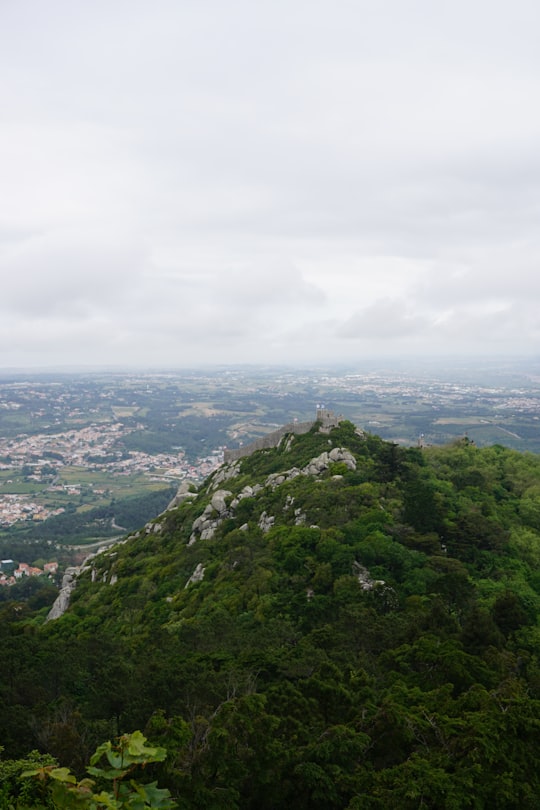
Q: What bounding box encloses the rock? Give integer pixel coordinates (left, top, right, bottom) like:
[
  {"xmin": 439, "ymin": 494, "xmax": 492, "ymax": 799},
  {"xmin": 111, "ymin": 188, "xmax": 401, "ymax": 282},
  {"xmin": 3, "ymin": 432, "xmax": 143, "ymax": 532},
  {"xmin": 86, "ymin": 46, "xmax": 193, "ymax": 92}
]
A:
[
  {"xmin": 210, "ymin": 461, "xmax": 240, "ymax": 490},
  {"xmin": 46, "ymin": 567, "xmax": 80, "ymax": 621},
  {"xmin": 211, "ymin": 489, "xmax": 232, "ymax": 515},
  {"xmin": 294, "ymin": 508, "xmax": 306, "ymax": 525},
  {"xmin": 283, "ymin": 435, "xmax": 295, "ymax": 452},
  {"xmin": 329, "ymin": 448, "xmax": 357, "ymax": 470},
  {"xmin": 185, "ymin": 562, "xmax": 205, "ymax": 588},
  {"xmin": 353, "ymin": 561, "xmax": 385, "ymax": 591},
  {"xmin": 167, "ymin": 481, "xmax": 197, "ymax": 510},
  {"xmin": 258, "ymin": 511, "xmax": 275, "ymax": 533}
]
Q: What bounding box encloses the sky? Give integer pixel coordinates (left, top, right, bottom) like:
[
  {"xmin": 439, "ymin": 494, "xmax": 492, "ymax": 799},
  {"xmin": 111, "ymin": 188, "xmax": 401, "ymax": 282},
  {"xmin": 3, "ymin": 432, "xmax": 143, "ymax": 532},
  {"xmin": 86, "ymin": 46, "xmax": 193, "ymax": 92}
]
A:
[{"xmin": 1, "ymin": 0, "xmax": 540, "ymax": 368}]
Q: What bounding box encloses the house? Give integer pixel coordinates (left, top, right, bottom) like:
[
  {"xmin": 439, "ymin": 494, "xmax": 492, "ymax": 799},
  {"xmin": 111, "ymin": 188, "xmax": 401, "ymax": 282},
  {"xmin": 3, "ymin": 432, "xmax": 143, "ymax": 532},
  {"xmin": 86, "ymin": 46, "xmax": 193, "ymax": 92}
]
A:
[
  {"xmin": 44, "ymin": 562, "xmax": 58, "ymax": 574},
  {"xmin": 14, "ymin": 563, "xmax": 43, "ymax": 578}
]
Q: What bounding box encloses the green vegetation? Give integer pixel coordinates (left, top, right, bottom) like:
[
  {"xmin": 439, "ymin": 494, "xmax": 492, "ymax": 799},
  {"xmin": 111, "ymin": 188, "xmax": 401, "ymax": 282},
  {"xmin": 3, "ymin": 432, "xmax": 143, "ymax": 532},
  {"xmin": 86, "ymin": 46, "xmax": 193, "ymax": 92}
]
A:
[
  {"xmin": 1, "ymin": 423, "xmax": 540, "ymax": 807},
  {"xmin": 1, "ymin": 731, "xmax": 175, "ymax": 808}
]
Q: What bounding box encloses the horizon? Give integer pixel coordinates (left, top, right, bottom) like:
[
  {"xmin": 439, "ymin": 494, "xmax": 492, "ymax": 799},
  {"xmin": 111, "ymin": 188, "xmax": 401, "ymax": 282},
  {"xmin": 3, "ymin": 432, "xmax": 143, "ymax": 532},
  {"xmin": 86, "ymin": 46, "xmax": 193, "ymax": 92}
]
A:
[{"xmin": 0, "ymin": 354, "xmax": 539, "ymax": 383}]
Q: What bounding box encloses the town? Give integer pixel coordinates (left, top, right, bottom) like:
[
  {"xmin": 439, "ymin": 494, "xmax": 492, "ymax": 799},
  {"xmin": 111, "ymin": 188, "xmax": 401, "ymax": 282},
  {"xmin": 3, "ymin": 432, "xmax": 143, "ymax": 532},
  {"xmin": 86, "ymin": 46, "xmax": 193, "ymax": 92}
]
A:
[
  {"xmin": 0, "ymin": 558, "xmax": 58, "ymax": 587},
  {"xmin": 0, "ymin": 419, "xmax": 222, "ymax": 529}
]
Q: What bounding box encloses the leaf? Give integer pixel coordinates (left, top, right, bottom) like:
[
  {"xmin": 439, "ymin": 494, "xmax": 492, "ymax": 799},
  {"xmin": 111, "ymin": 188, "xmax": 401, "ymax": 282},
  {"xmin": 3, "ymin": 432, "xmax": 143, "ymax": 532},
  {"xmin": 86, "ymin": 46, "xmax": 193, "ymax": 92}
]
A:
[
  {"xmin": 127, "ymin": 780, "xmax": 177, "ymax": 809},
  {"xmin": 21, "ymin": 765, "xmax": 56, "ymax": 781},
  {"xmin": 90, "ymin": 741, "xmax": 124, "ymax": 771},
  {"xmin": 90, "ymin": 741, "xmax": 113, "ymax": 766},
  {"xmin": 87, "ymin": 765, "xmax": 129, "ymax": 780},
  {"xmin": 124, "ymin": 731, "xmax": 167, "ymax": 764},
  {"xmin": 92, "ymin": 790, "xmax": 121, "ymax": 808},
  {"xmin": 49, "ymin": 767, "xmax": 77, "ymax": 784},
  {"xmin": 125, "ymin": 730, "xmax": 148, "ymax": 757}
]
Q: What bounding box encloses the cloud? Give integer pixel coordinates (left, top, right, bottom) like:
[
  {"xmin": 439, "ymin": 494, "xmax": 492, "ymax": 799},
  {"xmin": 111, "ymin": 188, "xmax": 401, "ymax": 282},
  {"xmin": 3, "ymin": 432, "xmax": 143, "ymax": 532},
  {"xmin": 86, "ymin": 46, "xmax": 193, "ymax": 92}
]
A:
[
  {"xmin": 2, "ymin": 1, "xmax": 540, "ymax": 366},
  {"xmin": 338, "ymin": 300, "xmax": 430, "ymax": 341},
  {"xmin": 0, "ymin": 234, "xmax": 147, "ymax": 317}
]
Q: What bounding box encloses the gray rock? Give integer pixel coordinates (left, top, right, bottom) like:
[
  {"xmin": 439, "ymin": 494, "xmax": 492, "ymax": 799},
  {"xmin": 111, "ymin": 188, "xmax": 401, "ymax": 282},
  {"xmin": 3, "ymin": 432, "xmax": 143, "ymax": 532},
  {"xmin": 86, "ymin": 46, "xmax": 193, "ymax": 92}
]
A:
[
  {"xmin": 167, "ymin": 481, "xmax": 197, "ymax": 510},
  {"xmin": 294, "ymin": 508, "xmax": 306, "ymax": 525},
  {"xmin": 211, "ymin": 462, "xmax": 240, "ymax": 490},
  {"xmin": 258, "ymin": 511, "xmax": 275, "ymax": 533},
  {"xmin": 185, "ymin": 562, "xmax": 205, "ymax": 588},
  {"xmin": 353, "ymin": 561, "xmax": 385, "ymax": 591},
  {"xmin": 46, "ymin": 567, "xmax": 79, "ymax": 621},
  {"xmin": 211, "ymin": 489, "xmax": 232, "ymax": 515}
]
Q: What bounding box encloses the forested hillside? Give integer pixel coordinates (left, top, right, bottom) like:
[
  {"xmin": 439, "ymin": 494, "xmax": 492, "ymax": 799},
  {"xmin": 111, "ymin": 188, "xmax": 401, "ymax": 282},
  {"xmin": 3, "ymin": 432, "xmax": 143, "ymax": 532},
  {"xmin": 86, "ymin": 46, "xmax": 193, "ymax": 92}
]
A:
[{"xmin": 2, "ymin": 421, "xmax": 540, "ymax": 808}]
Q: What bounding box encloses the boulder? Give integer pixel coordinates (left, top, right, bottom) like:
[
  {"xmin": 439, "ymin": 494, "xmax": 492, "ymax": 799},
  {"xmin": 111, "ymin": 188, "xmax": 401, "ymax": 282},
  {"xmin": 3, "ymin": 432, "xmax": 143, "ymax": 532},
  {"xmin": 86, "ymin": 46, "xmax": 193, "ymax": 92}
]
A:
[{"xmin": 211, "ymin": 489, "xmax": 232, "ymax": 515}]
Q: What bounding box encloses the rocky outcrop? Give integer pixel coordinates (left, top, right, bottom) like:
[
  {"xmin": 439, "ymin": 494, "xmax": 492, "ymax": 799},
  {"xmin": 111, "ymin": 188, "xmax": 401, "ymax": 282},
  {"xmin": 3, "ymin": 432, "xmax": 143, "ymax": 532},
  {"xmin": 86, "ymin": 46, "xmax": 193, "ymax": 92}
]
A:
[
  {"xmin": 189, "ymin": 445, "xmax": 357, "ymax": 544},
  {"xmin": 189, "ymin": 489, "xmax": 233, "ymax": 544},
  {"xmin": 353, "ymin": 561, "xmax": 385, "ymax": 591},
  {"xmin": 211, "ymin": 489, "xmax": 232, "ymax": 514},
  {"xmin": 230, "ymin": 484, "xmax": 263, "ymax": 510},
  {"xmin": 189, "ymin": 484, "xmax": 264, "ymax": 545},
  {"xmin": 185, "ymin": 562, "xmax": 205, "ymax": 588},
  {"xmin": 258, "ymin": 511, "xmax": 275, "ymax": 533},
  {"xmin": 210, "ymin": 461, "xmax": 241, "ymax": 490},
  {"xmin": 46, "ymin": 566, "xmax": 80, "ymax": 621},
  {"xmin": 265, "ymin": 447, "xmax": 356, "ymax": 490},
  {"xmin": 167, "ymin": 480, "xmax": 197, "ymax": 510}
]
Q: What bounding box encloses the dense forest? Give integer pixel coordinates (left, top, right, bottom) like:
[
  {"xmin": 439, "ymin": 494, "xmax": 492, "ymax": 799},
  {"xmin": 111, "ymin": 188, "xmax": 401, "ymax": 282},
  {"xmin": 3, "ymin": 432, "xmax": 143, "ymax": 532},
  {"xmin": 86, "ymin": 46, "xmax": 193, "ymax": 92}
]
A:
[{"xmin": 1, "ymin": 420, "xmax": 540, "ymax": 808}]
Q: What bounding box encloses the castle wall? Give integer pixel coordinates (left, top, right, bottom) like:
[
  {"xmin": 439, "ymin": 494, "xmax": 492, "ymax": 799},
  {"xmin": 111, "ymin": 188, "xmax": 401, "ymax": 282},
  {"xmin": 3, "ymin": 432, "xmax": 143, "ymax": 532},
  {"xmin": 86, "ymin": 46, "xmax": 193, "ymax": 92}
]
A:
[
  {"xmin": 223, "ymin": 409, "xmax": 343, "ymax": 463},
  {"xmin": 223, "ymin": 421, "xmax": 314, "ymax": 462}
]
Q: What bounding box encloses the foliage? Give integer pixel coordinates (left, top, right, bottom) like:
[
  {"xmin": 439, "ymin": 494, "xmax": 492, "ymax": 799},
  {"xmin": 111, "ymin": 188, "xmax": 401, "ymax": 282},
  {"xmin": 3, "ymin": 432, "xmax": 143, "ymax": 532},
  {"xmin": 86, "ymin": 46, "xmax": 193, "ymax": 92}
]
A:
[
  {"xmin": 21, "ymin": 731, "xmax": 175, "ymax": 809},
  {"xmin": 0, "ymin": 747, "xmax": 56, "ymax": 809}
]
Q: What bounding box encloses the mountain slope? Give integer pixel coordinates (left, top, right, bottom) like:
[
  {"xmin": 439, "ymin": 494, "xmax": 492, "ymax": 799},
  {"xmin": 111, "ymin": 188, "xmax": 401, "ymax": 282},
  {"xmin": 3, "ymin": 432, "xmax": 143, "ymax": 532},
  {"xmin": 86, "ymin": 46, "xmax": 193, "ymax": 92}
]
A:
[{"xmin": 3, "ymin": 421, "xmax": 540, "ymax": 808}]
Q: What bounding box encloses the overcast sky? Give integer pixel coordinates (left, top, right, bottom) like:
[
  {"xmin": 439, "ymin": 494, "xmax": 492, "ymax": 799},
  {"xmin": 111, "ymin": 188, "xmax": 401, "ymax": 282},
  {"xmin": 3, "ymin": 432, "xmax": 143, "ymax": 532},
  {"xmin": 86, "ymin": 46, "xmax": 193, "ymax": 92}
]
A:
[{"xmin": 1, "ymin": 0, "xmax": 540, "ymax": 368}]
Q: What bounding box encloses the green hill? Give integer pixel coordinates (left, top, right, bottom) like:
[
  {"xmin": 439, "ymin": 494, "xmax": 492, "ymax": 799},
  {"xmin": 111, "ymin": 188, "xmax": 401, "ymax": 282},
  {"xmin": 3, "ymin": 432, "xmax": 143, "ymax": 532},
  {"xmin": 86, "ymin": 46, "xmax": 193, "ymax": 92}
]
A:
[{"xmin": 2, "ymin": 420, "xmax": 540, "ymax": 808}]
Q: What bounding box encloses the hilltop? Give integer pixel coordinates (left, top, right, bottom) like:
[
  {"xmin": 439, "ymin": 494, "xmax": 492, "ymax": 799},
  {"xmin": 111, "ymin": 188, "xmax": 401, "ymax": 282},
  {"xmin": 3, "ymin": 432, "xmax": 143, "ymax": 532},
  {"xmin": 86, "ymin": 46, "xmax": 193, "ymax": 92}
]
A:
[{"xmin": 2, "ymin": 418, "xmax": 540, "ymax": 808}]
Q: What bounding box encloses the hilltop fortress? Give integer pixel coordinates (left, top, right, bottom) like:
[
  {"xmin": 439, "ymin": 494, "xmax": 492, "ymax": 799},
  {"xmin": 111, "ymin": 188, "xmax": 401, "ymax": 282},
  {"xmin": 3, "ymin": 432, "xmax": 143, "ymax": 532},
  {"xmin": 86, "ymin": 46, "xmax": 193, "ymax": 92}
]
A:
[{"xmin": 223, "ymin": 408, "xmax": 343, "ymax": 463}]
